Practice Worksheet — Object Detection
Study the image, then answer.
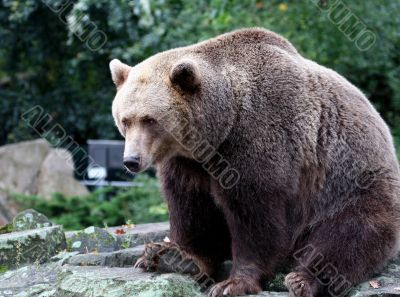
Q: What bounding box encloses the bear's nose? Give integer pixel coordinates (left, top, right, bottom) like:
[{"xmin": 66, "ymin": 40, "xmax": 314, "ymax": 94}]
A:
[{"xmin": 123, "ymin": 156, "xmax": 141, "ymax": 173}]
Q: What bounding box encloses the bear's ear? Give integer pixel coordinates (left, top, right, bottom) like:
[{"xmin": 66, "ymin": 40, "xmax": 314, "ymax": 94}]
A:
[
  {"xmin": 169, "ymin": 59, "xmax": 201, "ymax": 92},
  {"xmin": 109, "ymin": 59, "xmax": 131, "ymax": 88}
]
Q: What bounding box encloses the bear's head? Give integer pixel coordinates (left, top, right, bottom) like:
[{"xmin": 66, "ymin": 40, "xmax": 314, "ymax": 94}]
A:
[{"xmin": 110, "ymin": 51, "xmax": 236, "ymax": 173}]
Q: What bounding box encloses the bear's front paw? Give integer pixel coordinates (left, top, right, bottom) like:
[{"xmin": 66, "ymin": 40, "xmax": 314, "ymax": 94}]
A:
[
  {"xmin": 208, "ymin": 277, "xmax": 262, "ymax": 297},
  {"xmin": 134, "ymin": 242, "xmax": 206, "ymax": 276},
  {"xmin": 134, "ymin": 242, "xmax": 177, "ymax": 271},
  {"xmin": 285, "ymin": 271, "xmax": 317, "ymax": 297}
]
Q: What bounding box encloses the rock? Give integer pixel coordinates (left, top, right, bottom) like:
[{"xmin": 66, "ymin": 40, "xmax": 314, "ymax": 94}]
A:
[
  {"xmin": 0, "ymin": 190, "xmax": 20, "ymax": 226},
  {"xmin": 0, "ymin": 139, "xmax": 51, "ymax": 224},
  {"xmin": 58, "ymin": 265, "xmax": 204, "ymax": 297},
  {"xmin": 0, "ymin": 262, "xmax": 61, "ymax": 296},
  {"xmin": 108, "ymin": 222, "xmax": 170, "ymax": 248},
  {"xmin": 0, "ymin": 253, "xmax": 399, "ymax": 297},
  {"xmin": 348, "ymin": 253, "xmax": 400, "ymax": 297},
  {"xmin": 103, "ymin": 245, "xmax": 144, "ymax": 267},
  {"xmin": 246, "ymin": 293, "xmax": 288, "ymax": 297},
  {"xmin": 0, "ymin": 225, "xmax": 66, "ymax": 269},
  {"xmin": 0, "ymin": 139, "xmax": 51, "ymax": 194},
  {"xmin": 51, "ymin": 250, "xmax": 80, "ymax": 265},
  {"xmin": 349, "ymin": 284, "xmax": 400, "ymax": 297},
  {"xmin": 36, "ymin": 148, "xmax": 89, "ymax": 199},
  {"xmin": 0, "ymin": 260, "xmax": 204, "ymax": 297},
  {"xmin": 12, "ymin": 209, "xmax": 53, "ymax": 231},
  {"xmin": 67, "ymin": 252, "xmax": 108, "ymax": 267},
  {"xmin": 66, "ymin": 222, "xmax": 170, "ymax": 252},
  {"xmin": 69, "ymin": 226, "xmax": 120, "ymax": 253},
  {"xmin": 0, "ymin": 251, "xmax": 78, "ymax": 296},
  {"xmin": 68, "ymin": 245, "xmax": 144, "ymax": 267},
  {"xmin": 0, "ymin": 140, "xmax": 89, "ymax": 224},
  {"xmin": 0, "ymin": 219, "xmax": 398, "ymax": 297},
  {"xmin": 91, "ymin": 251, "xmax": 400, "ymax": 297}
]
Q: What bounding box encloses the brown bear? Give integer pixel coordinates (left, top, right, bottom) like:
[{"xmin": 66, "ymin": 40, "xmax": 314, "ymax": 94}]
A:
[{"xmin": 109, "ymin": 28, "xmax": 400, "ymax": 297}]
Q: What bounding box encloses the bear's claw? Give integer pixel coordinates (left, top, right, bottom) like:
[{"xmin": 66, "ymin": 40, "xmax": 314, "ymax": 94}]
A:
[
  {"xmin": 285, "ymin": 271, "xmax": 315, "ymax": 297},
  {"xmin": 134, "ymin": 242, "xmax": 179, "ymax": 272},
  {"xmin": 208, "ymin": 277, "xmax": 262, "ymax": 297},
  {"xmin": 134, "ymin": 241, "xmax": 208, "ymax": 277}
]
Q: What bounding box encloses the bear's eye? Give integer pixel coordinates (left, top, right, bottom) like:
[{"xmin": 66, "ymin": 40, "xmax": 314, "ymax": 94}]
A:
[
  {"xmin": 141, "ymin": 116, "xmax": 157, "ymax": 126},
  {"xmin": 121, "ymin": 118, "xmax": 130, "ymax": 127}
]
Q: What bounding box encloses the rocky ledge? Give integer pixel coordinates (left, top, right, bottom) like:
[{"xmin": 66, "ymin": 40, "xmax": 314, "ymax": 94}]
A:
[{"xmin": 0, "ymin": 210, "xmax": 399, "ymax": 296}]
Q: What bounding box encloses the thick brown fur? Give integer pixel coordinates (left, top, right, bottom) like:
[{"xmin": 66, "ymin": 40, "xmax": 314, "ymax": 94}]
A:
[{"xmin": 110, "ymin": 28, "xmax": 400, "ymax": 297}]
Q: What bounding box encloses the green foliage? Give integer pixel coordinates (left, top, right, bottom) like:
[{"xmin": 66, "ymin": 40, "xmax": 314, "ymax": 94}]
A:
[
  {"xmin": 11, "ymin": 174, "xmax": 168, "ymax": 230},
  {"xmin": 265, "ymin": 273, "xmax": 287, "ymax": 292}
]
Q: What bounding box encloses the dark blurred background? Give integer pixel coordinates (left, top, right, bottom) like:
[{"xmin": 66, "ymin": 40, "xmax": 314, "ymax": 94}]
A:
[{"xmin": 0, "ymin": 0, "xmax": 399, "ymax": 229}]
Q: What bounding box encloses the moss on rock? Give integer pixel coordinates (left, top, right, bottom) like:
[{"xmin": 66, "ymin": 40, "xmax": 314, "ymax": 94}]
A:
[
  {"xmin": 0, "ymin": 225, "xmax": 66, "ymax": 269},
  {"xmin": 13, "ymin": 209, "xmax": 53, "ymax": 231},
  {"xmin": 57, "ymin": 266, "xmax": 204, "ymax": 297},
  {"xmin": 69, "ymin": 226, "xmax": 120, "ymax": 253},
  {"xmin": 0, "ymin": 224, "xmax": 13, "ymax": 235}
]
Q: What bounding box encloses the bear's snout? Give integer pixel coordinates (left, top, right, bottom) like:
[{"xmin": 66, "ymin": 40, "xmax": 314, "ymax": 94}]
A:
[{"xmin": 123, "ymin": 156, "xmax": 141, "ymax": 173}]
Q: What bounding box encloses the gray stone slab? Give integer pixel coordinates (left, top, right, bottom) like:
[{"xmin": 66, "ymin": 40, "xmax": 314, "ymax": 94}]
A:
[
  {"xmin": 66, "ymin": 222, "xmax": 170, "ymax": 252},
  {"xmin": 0, "ymin": 262, "xmax": 60, "ymax": 296},
  {"xmin": 13, "ymin": 209, "xmax": 53, "ymax": 231},
  {"xmin": 68, "ymin": 226, "xmax": 120, "ymax": 253},
  {"xmin": 67, "ymin": 245, "xmax": 144, "ymax": 267},
  {"xmin": 57, "ymin": 265, "xmax": 204, "ymax": 297},
  {"xmin": 116, "ymin": 222, "xmax": 170, "ymax": 249},
  {"xmin": 0, "ymin": 225, "xmax": 66, "ymax": 269}
]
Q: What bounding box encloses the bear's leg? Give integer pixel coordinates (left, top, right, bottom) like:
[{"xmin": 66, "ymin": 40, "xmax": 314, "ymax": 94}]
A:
[
  {"xmin": 287, "ymin": 204, "xmax": 398, "ymax": 297},
  {"xmin": 208, "ymin": 189, "xmax": 289, "ymax": 297},
  {"xmin": 135, "ymin": 157, "xmax": 231, "ymax": 280},
  {"xmin": 207, "ymin": 232, "xmax": 269, "ymax": 297}
]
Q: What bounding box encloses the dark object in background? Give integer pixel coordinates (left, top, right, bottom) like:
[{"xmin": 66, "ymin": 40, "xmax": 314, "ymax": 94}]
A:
[
  {"xmin": 88, "ymin": 140, "xmax": 124, "ymax": 172},
  {"xmin": 85, "ymin": 139, "xmax": 131, "ymax": 187}
]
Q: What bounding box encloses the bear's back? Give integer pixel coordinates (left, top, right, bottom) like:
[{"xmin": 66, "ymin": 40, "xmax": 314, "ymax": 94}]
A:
[
  {"xmin": 189, "ymin": 28, "xmax": 299, "ymax": 57},
  {"xmin": 192, "ymin": 29, "xmax": 399, "ymax": 201}
]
